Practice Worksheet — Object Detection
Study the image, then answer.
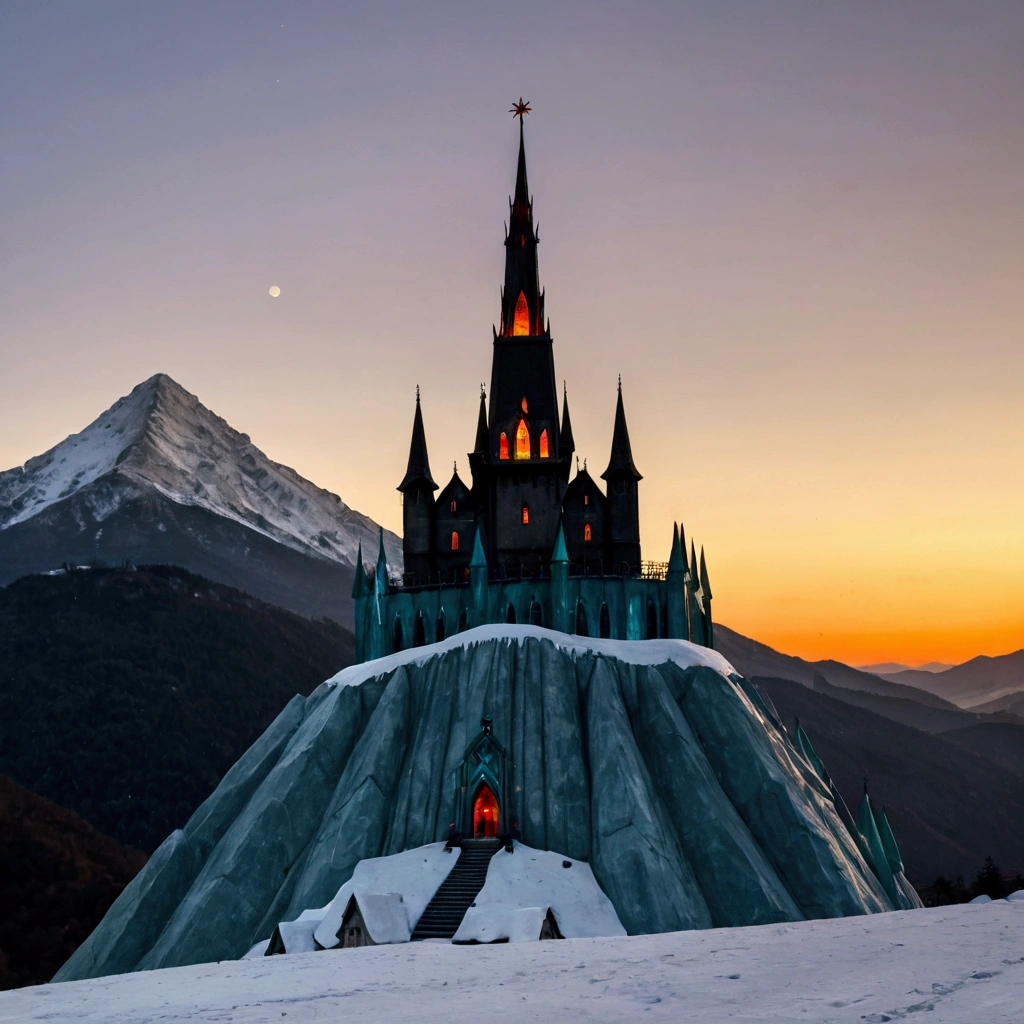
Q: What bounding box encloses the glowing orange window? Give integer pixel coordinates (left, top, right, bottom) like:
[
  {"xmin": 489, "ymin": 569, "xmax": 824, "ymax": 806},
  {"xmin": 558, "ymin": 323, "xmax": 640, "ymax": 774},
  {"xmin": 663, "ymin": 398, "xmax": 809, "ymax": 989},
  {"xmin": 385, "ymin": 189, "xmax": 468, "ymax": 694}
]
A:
[
  {"xmin": 499, "ymin": 432, "xmax": 509, "ymax": 459},
  {"xmin": 473, "ymin": 783, "xmax": 499, "ymax": 838},
  {"xmin": 513, "ymin": 291, "xmax": 530, "ymax": 335},
  {"xmin": 584, "ymin": 495, "xmax": 589, "ymax": 505},
  {"xmin": 451, "ymin": 531, "xmax": 459, "ymax": 551},
  {"xmin": 584, "ymin": 523, "xmax": 592, "ymax": 542},
  {"xmin": 450, "ymin": 500, "xmax": 457, "ymax": 512},
  {"xmin": 515, "ymin": 419, "xmax": 530, "ymax": 459},
  {"xmin": 522, "ymin": 506, "xmax": 529, "ymax": 524},
  {"xmin": 539, "ymin": 429, "xmax": 549, "ymax": 458}
]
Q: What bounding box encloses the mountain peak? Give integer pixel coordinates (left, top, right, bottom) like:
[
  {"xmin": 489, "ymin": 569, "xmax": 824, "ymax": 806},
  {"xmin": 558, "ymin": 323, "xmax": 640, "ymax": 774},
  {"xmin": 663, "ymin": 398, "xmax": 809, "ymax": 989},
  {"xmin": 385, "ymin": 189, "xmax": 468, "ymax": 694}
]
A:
[{"xmin": 0, "ymin": 375, "xmax": 401, "ymax": 573}]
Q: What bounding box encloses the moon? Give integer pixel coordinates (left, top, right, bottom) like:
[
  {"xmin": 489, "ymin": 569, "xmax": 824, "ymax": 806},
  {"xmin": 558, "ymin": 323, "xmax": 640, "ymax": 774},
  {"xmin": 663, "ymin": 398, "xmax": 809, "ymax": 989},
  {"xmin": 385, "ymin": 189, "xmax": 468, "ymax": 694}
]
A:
[{"xmin": 268, "ymin": 285, "xmax": 281, "ymax": 298}]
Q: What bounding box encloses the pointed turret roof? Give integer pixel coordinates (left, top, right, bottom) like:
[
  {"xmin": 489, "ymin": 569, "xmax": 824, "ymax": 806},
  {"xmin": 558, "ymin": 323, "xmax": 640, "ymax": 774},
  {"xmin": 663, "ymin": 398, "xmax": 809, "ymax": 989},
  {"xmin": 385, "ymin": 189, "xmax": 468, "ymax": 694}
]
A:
[
  {"xmin": 560, "ymin": 382, "xmax": 575, "ymax": 458},
  {"xmin": 668, "ymin": 522, "xmax": 684, "ymax": 574},
  {"xmin": 473, "ymin": 385, "xmax": 489, "ymax": 455},
  {"xmin": 689, "ymin": 539, "xmax": 700, "ymax": 591},
  {"xmin": 470, "ymin": 526, "xmax": 488, "ymax": 569},
  {"xmin": 679, "ymin": 522, "xmax": 690, "ymax": 575},
  {"xmin": 699, "ymin": 546, "xmax": 712, "ymax": 600},
  {"xmin": 397, "ymin": 388, "xmax": 437, "ymax": 492},
  {"xmin": 601, "ymin": 379, "xmax": 642, "ymax": 481},
  {"xmin": 351, "ymin": 541, "xmax": 366, "ymax": 599},
  {"xmin": 513, "ymin": 115, "xmax": 530, "ymax": 212},
  {"xmin": 551, "ymin": 521, "xmax": 568, "ymax": 563}
]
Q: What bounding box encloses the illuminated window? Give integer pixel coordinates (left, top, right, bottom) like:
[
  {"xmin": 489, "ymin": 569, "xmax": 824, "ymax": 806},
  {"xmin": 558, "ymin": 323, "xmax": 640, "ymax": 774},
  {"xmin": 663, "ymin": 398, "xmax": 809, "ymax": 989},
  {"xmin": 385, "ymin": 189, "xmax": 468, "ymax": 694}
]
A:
[
  {"xmin": 522, "ymin": 506, "xmax": 529, "ymax": 524},
  {"xmin": 499, "ymin": 432, "xmax": 509, "ymax": 459},
  {"xmin": 521, "ymin": 395, "xmax": 529, "ymax": 413},
  {"xmin": 515, "ymin": 419, "xmax": 530, "ymax": 459},
  {"xmin": 539, "ymin": 429, "xmax": 549, "ymax": 458},
  {"xmin": 584, "ymin": 494, "xmax": 589, "ymax": 505},
  {"xmin": 450, "ymin": 500, "xmax": 457, "ymax": 512},
  {"xmin": 584, "ymin": 523, "xmax": 592, "ymax": 542},
  {"xmin": 513, "ymin": 291, "xmax": 530, "ymax": 335},
  {"xmin": 451, "ymin": 531, "xmax": 459, "ymax": 551}
]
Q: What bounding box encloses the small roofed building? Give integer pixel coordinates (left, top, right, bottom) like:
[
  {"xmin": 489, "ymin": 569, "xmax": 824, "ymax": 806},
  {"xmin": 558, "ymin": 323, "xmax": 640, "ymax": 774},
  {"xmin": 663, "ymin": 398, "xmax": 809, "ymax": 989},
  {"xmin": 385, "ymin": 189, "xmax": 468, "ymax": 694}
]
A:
[{"xmin": 336, "ymin": 893, "xmax": 410, "ymax": 948}]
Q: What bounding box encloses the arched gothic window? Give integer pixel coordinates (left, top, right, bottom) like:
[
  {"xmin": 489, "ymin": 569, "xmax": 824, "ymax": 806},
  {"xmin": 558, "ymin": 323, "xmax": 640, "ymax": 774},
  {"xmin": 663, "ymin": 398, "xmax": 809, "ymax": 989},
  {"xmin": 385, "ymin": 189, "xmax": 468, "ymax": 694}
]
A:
[
  {"xmin": 522, "ymin": 505, "xmax": 529, "ymax": 524},
  {"xmin": 584, "ymin": 523, "xmax": 592, "ymax": 542},
  {"xmin": 539, "ymin": 429, "xmax": 549, "ymax": 458},
  {"xmin": 451, "ymin": 531, "xmax": 459, "ymax": 551},
  {"xmin": 515, "ymin": 419, "xmax": 530, "ymax": 459},
  {"xmin": 499, "ymin": 432, "xmax": 509, "ymax": 460},
  {"xmin": 513, "ymin": 290, "xmax": 530, "ymax": 335}
]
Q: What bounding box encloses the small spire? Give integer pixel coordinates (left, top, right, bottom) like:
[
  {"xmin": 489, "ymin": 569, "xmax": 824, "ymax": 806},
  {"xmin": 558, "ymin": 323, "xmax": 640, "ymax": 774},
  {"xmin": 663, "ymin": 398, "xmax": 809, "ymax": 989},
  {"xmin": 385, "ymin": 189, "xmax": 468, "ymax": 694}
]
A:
[
  {"xmin": 699, "ymin": 546, "xmax": 712, "ymax": 600},
  {"xmin": 690, "ymin": 539, "xmax": 700, "ymax": 590},
  {"xmin": 473, "ymin": 385, "xmax": 489, "ymax": 455},
  {"xmin": 398, "ymin": 388, "xmax": 437, "ymax": 493},
  {"xmin": 351, "ymin": 541, "xmax": 366, "ymax": 599},
  {"xmin": 470, "ymin": 525, "xmax": 488, "ymax": 569},
  {"xmin": 679, "ymin": 522, "xmax": 689, "ymax": 574},
  {"xmin": 602, "ymin": 381, "xmax": 642, "ymax": 482},
  {"xmin": 551, "ymin": 520, "xmax": 569, "ymax": 564},
  {"xmin": 377, "ymin": 526, "xmax": 387, "ymax": 567},
  {"xmin": 453, "ymin": 460, "xmax": 457, "ymax": 473},
  {"xmin": 560, "ymin": 381, "xmax": 575, "ymax": 458},
  {"xmin": 668, "ymin": 522, "xmax": 684, "ymax": 574}
]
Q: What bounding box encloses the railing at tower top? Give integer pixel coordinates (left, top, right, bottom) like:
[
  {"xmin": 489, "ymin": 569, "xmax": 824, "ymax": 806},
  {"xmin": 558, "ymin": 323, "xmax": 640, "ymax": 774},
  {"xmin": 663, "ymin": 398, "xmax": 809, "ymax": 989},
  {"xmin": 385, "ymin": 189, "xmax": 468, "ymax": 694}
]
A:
[{"xmin": 385, "ymin": 560, "xmax": 669, "ymax": 591}]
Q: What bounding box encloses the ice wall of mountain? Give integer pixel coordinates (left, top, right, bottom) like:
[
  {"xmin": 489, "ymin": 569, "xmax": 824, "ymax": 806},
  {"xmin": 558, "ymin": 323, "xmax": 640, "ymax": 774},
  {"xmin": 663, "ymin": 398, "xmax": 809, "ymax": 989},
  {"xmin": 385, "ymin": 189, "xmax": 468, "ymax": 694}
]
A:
[
  {"xmin": 0, "ymin": 373, "xmax": 401, "ymax": 573},
  {"xmin": 56, "ymin": 627, "xmax": 919, "ymax": 983}
]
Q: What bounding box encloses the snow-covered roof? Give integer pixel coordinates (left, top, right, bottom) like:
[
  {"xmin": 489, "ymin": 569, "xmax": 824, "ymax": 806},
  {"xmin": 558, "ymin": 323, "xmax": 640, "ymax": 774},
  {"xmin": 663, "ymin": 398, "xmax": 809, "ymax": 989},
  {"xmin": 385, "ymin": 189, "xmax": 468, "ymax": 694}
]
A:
[
  {"xmin": 325, "ymin": 624, "xmax": 738, "ymax": 690},
  {"xmin": 313, "ymin": 843, "xmax": 461, "ymax": 950},
  {"xmin": 273, "ymin": 906, "xmax": 329, "ymax": 954},
  {"xmin": 339, "ymin": 893, "xmax": 411, "ymax": 945},
  {"xmin": 453, "ymin": 844, "xmax": 625, "ymax": 944}
]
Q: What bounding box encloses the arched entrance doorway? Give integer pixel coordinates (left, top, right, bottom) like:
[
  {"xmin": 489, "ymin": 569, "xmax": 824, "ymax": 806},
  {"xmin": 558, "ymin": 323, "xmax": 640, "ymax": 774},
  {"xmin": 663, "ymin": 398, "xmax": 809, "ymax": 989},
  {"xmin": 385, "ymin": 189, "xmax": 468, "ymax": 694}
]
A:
[{"xmin": 472, "ymin": 783, "xmax": 499, "ymax": 837}]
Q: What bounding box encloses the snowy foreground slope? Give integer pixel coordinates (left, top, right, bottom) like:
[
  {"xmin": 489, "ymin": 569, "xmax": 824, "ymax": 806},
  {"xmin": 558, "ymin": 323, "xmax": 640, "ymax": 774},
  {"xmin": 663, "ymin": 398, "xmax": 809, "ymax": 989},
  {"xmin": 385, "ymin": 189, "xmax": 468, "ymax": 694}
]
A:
[
  {"xmin": 7, "ymin": 904, "xmax": 1022, "ymax": 1023},
  {"xmin": 0, "ymin": 373, "xmax": 400, "ymax": 618}
]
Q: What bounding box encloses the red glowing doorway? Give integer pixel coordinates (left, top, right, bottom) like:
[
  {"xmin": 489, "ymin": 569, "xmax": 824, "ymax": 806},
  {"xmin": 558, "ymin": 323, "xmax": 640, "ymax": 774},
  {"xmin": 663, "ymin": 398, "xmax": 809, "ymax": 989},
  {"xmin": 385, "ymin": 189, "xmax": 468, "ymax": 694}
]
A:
[{"xmin": 472, "ymin": 783, "xmax": 499, "ymax": 838}]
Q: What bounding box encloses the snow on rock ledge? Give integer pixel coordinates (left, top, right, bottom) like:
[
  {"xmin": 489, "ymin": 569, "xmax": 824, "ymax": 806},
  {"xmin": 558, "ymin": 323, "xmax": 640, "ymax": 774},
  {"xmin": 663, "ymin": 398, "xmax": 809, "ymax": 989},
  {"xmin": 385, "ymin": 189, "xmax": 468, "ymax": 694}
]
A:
[{"xmin": 57, "ymin": 626, "xmax": 914, "ymax": 982}]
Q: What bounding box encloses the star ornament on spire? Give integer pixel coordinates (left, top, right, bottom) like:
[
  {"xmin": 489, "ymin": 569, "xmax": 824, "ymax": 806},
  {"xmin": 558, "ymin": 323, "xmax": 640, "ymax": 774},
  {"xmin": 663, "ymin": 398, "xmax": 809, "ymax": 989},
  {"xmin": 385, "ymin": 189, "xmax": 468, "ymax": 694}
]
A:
[{"xmin": 509, "ymin": 97, "xmax": 532, "ymax": 121}]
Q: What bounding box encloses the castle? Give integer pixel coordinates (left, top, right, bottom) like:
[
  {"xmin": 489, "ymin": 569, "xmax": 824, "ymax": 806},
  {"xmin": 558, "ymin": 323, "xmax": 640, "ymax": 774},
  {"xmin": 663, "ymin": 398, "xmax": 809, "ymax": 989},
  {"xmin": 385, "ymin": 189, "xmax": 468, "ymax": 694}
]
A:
[{"xmin": 352, "ymin": 103, "xmax": 714, "ymax": 663}]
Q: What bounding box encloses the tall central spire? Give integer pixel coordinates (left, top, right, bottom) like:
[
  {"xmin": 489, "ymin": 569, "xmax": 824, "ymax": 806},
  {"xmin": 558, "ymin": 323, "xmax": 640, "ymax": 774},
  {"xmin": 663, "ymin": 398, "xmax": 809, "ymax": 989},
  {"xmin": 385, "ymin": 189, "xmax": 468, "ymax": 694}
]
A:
[{"xmin": 501, "ymin": 100, "xmax": 544, "ymax": 338}]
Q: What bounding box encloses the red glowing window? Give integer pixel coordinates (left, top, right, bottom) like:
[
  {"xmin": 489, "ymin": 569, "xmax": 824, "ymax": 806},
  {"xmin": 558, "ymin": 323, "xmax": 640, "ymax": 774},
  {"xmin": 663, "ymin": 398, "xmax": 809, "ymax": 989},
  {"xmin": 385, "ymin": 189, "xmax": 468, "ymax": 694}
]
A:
[
  {"xmin": 450, "ymin": 500, "xmax": 457, "ymax": 512},
  {"xmin": 473, "ymin": 783, "xmax": 499, "ymax": 838},
  {"xmin": 522, "ymin": 506, "xmax": 529, "ymax": 524},
  {"xmin": 584, "ymin": 523, "xmax": 592, "ymax": 542},
  {"xmin": 451, "ymin": 531, "xmax": 459, "ymax": 551},
  {"xmin": 584, "ymin": 494, "xmax": 589, "ymax": 506},
  {"xmin": 513, "ymin": 291, "xmax": 530, "ymax": 336},
  {"xmin": 515, "ymin": 419, "xmax": 530, "ymax": 459},
  {"xmin": 539, "ymin": 429, "xmax": 549, "ymax": 458},
  {"xmin": 499, "ymin": 432, "xmax": 509, "ymax": 460}
]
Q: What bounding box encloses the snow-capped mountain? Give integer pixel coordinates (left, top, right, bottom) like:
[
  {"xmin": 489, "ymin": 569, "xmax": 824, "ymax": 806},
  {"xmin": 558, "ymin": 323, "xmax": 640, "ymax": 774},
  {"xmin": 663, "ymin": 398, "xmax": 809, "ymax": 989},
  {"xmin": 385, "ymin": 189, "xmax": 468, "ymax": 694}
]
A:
[{"xmin": 0, "ymin": 374, "xmax": 401, "ymax": 623}]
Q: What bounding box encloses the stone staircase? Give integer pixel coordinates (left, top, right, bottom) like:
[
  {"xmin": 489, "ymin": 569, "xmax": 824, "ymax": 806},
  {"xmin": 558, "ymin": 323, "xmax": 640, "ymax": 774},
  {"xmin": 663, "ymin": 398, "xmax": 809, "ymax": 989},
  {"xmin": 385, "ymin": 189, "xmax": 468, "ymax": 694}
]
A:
[{"xmin": 411, "ymin": 838, "xmax": 502, "ymax": 940}]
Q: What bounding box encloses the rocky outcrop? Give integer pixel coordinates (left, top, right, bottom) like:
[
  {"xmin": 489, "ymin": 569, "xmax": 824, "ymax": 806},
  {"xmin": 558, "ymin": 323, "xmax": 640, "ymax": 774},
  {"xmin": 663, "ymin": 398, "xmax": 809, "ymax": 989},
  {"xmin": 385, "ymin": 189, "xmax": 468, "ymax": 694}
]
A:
[{"xmin": 56, "ymin": 627, "xmax": 918, "ymax": 982}]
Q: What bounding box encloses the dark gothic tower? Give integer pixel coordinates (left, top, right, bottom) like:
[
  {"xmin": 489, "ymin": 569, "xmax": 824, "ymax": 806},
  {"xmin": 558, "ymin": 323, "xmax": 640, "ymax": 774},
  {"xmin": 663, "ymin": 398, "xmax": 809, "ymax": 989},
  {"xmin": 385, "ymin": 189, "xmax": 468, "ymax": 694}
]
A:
[
  {"xmin": 602, "ymin": 379, "xmax": 642, "ymax": 572},
  {"xmin": 481, "ymin": 101, "xmax": 571, "ymax": 572},
  {"xmin": 397, "ymin": 388, "xmax": 437, "ymax": 579}
]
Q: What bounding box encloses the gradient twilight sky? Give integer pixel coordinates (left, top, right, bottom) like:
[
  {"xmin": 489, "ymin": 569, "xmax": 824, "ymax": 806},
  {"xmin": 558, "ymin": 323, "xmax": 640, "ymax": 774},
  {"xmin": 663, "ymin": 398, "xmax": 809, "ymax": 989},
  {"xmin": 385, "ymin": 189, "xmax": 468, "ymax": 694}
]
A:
[{"xmin": 2, "ymin": 1, "xmax": 1022, "ymax": 665}]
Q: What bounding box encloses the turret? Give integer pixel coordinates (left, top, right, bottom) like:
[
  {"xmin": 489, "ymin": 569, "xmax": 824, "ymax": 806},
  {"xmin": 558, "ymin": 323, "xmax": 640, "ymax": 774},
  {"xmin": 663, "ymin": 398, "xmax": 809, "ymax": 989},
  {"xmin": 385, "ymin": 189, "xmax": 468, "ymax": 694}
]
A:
[
  {"xmin": 666, "ymin": 523, "xmax": 687, "ymax": 639},
  {"xmin": 699, "ymin": 546, "xmax": 714, "ymax": 648},
  {"xmin": 397, "ymin": 387, "xmax": 437, "ymax": 581},
  {"xmin": 550, "ymin": 522, "xmax": 570, "ymax": 634},
  {"xmin": 601, "ymin": 378, "xmax": 642, "ymax": 574},
  {"xmin": 559, "ymin": 383, "xmax": 575, "ymax": 482}
]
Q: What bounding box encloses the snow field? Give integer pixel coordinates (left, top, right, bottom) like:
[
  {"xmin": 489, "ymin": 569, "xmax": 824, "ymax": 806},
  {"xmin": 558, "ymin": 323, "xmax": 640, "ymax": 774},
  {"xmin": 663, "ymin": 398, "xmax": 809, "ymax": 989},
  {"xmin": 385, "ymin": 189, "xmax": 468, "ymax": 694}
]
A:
[{"xmin": 6, "ymin": 903, "xmax": 1021, "ymax": 1023}]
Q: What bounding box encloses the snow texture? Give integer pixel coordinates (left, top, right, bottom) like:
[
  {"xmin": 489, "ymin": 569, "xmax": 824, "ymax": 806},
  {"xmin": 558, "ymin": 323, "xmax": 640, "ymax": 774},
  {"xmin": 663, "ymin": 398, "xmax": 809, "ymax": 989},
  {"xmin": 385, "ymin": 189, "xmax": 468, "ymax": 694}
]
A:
[
  {"xmin": 9, "ymin": 904, "xmax": 1022, "ymax": 1023},
  {"xmin": 313, "ymin": 843, "xmax": 461, "ymax": 948},
  {"xmin": 453, "ymin": 843, "xmax": 626, "ymax": 943},
  {"xmin": 0, "ymin": 373, "xmax": 401, "ymax": 570},
  {"xmin": 273, "ymin": 907, "xmax": 328, "ymax": 954},
  {"xmin": 56, "ymin": 628, "xmax": 914, "ymax": 982}
]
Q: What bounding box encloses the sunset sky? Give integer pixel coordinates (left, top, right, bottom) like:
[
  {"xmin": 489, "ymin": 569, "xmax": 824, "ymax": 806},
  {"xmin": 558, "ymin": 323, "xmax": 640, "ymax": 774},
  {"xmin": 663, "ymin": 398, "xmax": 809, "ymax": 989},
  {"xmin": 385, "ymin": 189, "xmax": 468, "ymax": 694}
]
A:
[{"xmin": 2, "ymin": 1, "xmax": 1022, "ymax": 666}]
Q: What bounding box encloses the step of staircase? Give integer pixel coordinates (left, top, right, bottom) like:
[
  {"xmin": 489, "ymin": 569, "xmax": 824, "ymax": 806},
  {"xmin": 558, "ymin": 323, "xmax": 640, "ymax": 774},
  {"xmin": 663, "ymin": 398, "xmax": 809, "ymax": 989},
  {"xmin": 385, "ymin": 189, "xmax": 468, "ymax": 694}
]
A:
[{"xmin": 410, "ymin": 838, "xmax": 502, "ymax": 941}]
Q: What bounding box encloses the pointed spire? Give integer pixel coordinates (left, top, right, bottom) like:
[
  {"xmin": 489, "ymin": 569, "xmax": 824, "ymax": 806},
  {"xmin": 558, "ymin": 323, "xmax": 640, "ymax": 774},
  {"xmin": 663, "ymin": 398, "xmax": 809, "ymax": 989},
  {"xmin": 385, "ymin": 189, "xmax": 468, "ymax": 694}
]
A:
[
  {"xmin": 397, "ymin": 387, "xmax": 437, "ymax": 492},
  {"xmin": 560, "ymin": 381, "xmax": 575, "ymax": 458},
  {"xmin": 668, "ymin": 522, "xmax": 684, "ymax": 573},
  {"xmin": 469, "ymin": 525, "xmax": 488, "ymax": 569},
  {"xmin": 601, "ymin": 379, "xmax": 642, "ymax": 481},
  {"xmin": 679, "ymin": 522, "xmax": 689, "ymax": 575},
  {"xmin": 551, "ymin": 520, "xmax": 568, "ymax": 564},
  {"xmin": 377, "ymin": 526, "xmax": 387, "ymax": 568},
  {"xmin": 699, "ymin": 546, "xmax": 712, "ymax": 600},
  {"xmin": 351, "ymin": 541, "xmax": 366, "ymax": 599},
  {"xmin": 689, "ymin": 539, "xmax": 700, "ymax": 591},
  {"xmin": 473, "ymin": 384, "xmax": 488, "ymax": 454},
  {"xmin": 513, "ymin": 114, "xmax": 530, "ymax": 211}
]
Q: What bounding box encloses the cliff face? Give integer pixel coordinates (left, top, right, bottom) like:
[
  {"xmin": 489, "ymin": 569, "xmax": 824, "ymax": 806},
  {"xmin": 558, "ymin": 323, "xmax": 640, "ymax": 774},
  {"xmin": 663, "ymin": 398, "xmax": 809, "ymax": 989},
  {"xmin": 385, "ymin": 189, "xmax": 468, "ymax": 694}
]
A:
[{"xmin": 57, "ymin": 627, "xmax": 918, "ymax": 982}]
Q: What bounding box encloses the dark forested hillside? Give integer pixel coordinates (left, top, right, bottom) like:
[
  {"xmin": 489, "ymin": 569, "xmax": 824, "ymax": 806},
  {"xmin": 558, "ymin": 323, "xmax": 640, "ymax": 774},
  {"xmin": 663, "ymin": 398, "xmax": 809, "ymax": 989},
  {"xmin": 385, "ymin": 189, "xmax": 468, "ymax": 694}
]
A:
[
  {"xmin": 0, "ymin": 774, "xmax": 148, "ymax": 990},
  {"xmin": 0, "ymin": 566, "xmax": 355, "ymax": 852}
]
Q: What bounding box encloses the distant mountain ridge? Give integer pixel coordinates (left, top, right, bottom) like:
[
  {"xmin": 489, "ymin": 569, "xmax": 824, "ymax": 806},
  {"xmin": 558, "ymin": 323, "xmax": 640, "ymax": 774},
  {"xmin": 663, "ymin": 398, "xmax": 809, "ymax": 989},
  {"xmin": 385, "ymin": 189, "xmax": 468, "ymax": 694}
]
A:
[
  {"xmin": 0, "ymin": 374, "xmax": 401, "ymax": 622},
  {"xmin": 879, "ymin": 649, "xmax": 1024, "ymax": 708}
]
